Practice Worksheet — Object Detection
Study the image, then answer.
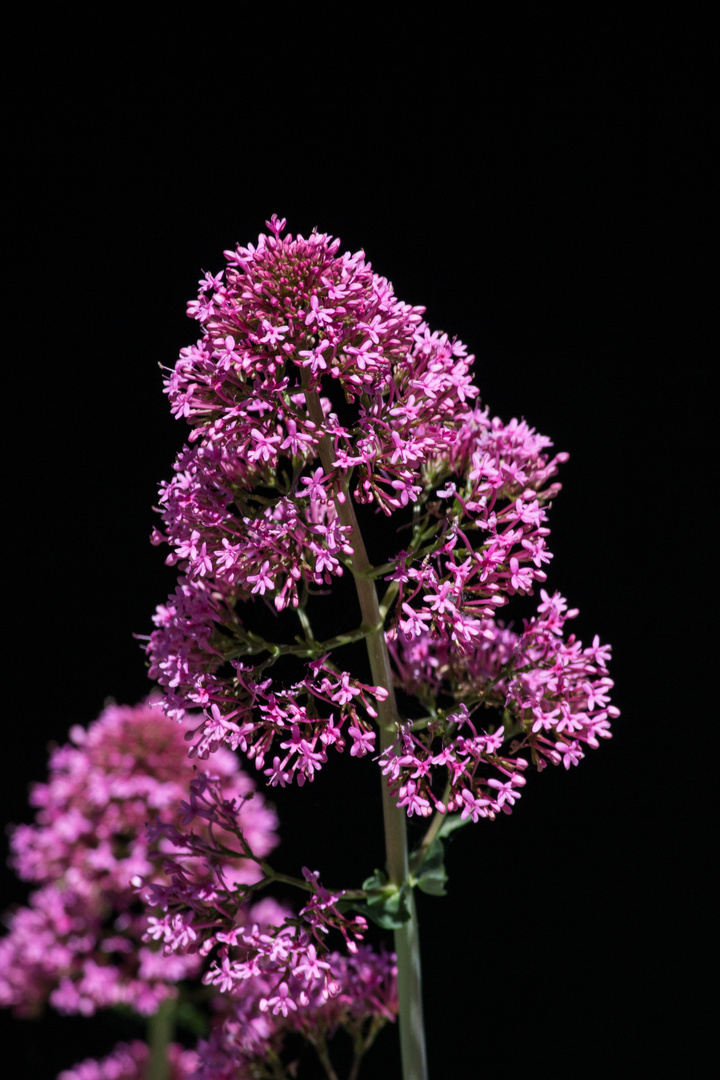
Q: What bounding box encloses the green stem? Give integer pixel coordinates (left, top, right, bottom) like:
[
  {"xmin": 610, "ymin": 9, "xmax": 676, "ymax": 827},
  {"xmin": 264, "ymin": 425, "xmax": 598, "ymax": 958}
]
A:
[
  {"xmin": 303, "ymin": 382, "xmax": 428, "ymax": 1080},
  {"xmin": 313, "ymin": 1034, "xmax": 341, "ymax": 1080},
  {"xmin": 145, "ymin": 997, "xmax": 175, "ymax": 1080},
  {"xmin": 222, "ymin": 622, "xmax": 374, "ymax": 662},
  {"xmin": 255, "ymin": 866, "xmax": 366, "ymax": 901}
]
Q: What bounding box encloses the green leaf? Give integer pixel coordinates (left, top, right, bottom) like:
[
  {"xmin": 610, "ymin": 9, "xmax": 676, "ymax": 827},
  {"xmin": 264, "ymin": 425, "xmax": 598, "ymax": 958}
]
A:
[
  {"xmin": 413, "ymin": 837, "xmax": 448, "ymax": 896},
  {"xmin": 351, "ymin": 869, "xmax": 412, "ymax": 928},
  {"xmin": 436, "ymin": 812, "xmax": 470, "ymax": 840},
  {"xmin": 361, "ymin": 869, "xmax": 387, "ymax": 893}
]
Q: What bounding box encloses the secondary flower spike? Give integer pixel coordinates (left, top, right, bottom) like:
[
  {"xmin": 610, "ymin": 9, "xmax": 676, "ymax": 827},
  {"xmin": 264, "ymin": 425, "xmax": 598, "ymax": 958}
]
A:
[
  {"xmin": 0, "ymin": 699, "xmax": 278, "ymax": 1018},
  {"xmin": 148, "ymin": 215, "xmax": 616, "ymax": 818},
  {"xmin": 1, "ymin": 699, "xmax": 399, "ymax": 1077}
]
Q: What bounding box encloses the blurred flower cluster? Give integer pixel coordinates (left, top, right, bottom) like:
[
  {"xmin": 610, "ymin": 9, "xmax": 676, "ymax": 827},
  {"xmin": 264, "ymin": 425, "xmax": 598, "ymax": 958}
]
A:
[{"xmin": 0, "ymin": 700, "xmax": 397, "ymax": 1078}]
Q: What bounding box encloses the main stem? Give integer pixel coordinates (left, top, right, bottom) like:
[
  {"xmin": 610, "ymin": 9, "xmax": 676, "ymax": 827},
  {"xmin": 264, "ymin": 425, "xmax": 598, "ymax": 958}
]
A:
[
  {"xmin": 304, "ymin": 385, "xmax": 428, "ymax": 1080},
  {"xmin": 146, "ymin": 997, "xmax": 174, "ymax": 1080},
  {"xmin": 347, "ymin": 517, "xmax": 428, "ymax": 1080}
]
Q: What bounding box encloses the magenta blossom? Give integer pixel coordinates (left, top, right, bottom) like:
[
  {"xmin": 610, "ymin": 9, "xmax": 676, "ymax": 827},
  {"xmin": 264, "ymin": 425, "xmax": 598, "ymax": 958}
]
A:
[
  {"xmin": 147, "ymin": 216, "xmax": 616, "ymax": 824},
  {"xmin": 1, "ymin": 699, "xmax": 398, "ymax": 1079},
  {"xmin": 56, "ymin": 1041, "xmax": 198, "ymax": 1080},
  {"xmin": 55, "ymin": 945, "xmax": 397, "ymax": 1080},
  {"xmin": 0, "ymin": 699, "xmax": 278, "ymax": 1018},
  {"xmin": 138, "ymin": 773, "xmax": 370, "ymax": 1008}
]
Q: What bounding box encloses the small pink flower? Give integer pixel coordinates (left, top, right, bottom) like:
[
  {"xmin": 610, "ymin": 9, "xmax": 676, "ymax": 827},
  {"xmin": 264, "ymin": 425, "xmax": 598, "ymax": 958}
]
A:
[{"xmin": 347, "ymin": 724, "xmax": 376, "ymax": 758}]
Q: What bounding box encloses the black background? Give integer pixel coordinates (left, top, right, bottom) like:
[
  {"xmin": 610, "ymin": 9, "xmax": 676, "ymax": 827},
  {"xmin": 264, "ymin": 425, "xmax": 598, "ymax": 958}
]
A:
[{"xmin": 3, "ymin": 10, "xmax": 711, "ymax": 1078}]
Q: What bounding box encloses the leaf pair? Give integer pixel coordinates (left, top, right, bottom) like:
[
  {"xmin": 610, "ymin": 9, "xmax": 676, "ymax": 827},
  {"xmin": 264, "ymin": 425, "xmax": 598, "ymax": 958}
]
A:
[{"xmin": 351, "ymin": 813, "xmax": 469, "ymax": 927}]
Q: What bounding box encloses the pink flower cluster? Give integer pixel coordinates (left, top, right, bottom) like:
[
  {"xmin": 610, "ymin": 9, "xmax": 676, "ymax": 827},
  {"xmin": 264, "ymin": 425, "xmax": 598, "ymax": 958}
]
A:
[
  {"xmin": 147, "ymin": 215, "xmax": 616, "ymax": 822},
  {"xmin": 0, "ymin": 699, "xmax": 277, "ymax": 1017},
  {"xmin": 55, "ymin": 941, "xmax": 397, "ymax": 1080},
  {"xmin": 146, "ymin": 215, "xmax": 479, "ymax": 771},
  {"xmin": 143, "ymin": 869, "xmax": 396, "ymax": 1074},
  {"xmin": 1, "ymin": 700, "xmax": 398, "ymax": 1077},
  {"xmin": 57, "ymin": 1041, "xmax": 197, "ymax": 1080},
  {"xmin": 135, "ymin": 769, "xmax": 398, "ymax": 1077},
  {"xmin": 139, "ymin": 773, "xmax": 370, "ymax": 1011},
  {"xmin": 384, "ymin": 592, "xmax": 616, "ymax": 819},
  {"xmin": 194, "ymin": 945, "xmax": 397, "ymax": 1079}
]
